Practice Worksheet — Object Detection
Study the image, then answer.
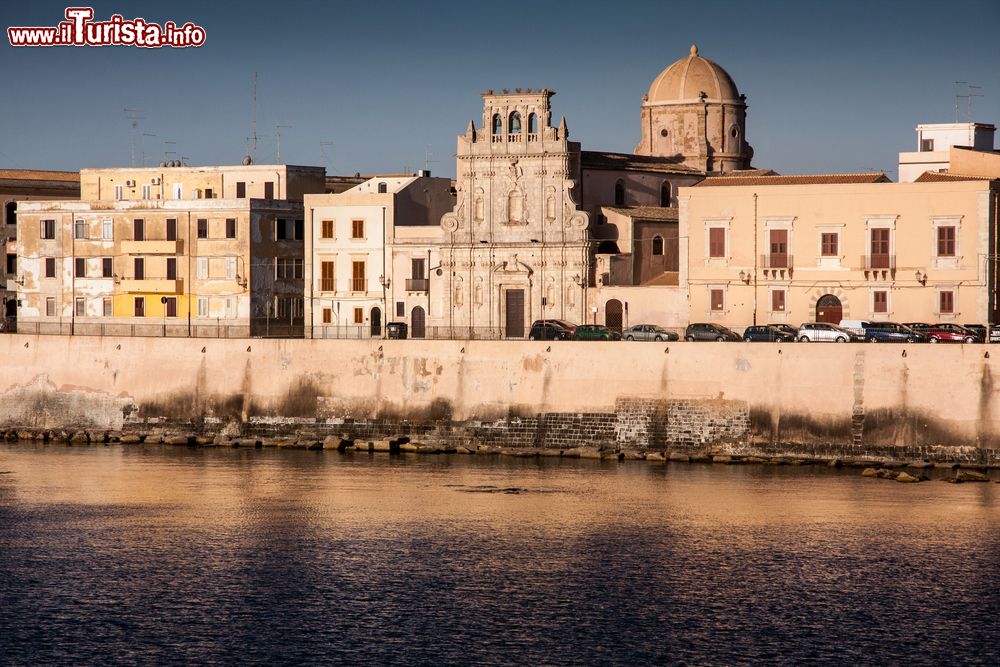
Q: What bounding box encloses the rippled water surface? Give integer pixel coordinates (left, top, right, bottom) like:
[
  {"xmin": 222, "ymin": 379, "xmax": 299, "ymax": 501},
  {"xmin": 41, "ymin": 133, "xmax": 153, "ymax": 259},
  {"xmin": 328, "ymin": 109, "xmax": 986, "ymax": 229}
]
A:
[{"xmin": 1, "ymin": 443, "xmax": 998, "ymax": 666}]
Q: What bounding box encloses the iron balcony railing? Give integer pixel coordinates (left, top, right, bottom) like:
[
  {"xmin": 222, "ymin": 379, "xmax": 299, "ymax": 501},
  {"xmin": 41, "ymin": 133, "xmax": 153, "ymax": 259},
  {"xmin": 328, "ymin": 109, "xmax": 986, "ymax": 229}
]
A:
[
  {"xmin": 759, "ymin": 254, "xmax": 794, "ymax": 269},
  {"xmin": 405, "ymin": 278, "xmax": 429, "ymax": 291},
  {"xmin": 861, "ymin": 254, "xmax": 896, "ymax": 270}
]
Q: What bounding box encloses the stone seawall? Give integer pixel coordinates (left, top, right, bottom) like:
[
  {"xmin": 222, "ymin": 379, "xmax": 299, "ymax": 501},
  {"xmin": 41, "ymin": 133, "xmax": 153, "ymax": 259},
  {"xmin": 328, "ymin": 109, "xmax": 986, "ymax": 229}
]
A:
[{"xmin": 0, "ymin": 334, "xmax": 998, "ymax": 463}]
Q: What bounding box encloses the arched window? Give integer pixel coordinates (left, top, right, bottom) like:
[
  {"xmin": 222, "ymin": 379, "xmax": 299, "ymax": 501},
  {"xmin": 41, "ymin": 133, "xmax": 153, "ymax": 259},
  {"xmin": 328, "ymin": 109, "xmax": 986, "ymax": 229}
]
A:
[
  {"xmin": 614, "ymin": 179, "xmax": 625, "ymax": 206},
  {"xmin": 509, "ymin": 111, "xmax": 522, "ymax": 134},
  {"xmin": 492, "ymin": 114, "xmax": 502, "ymax": 134},
  {"xmin": 508, "ymin": 190, "xmax": 523, "ymax": 223},
  {"xmin": 652, "ymin": 236, "xmax": 664, "ymax": 256},
  {"xmin": 528, "ymin": 113, "xmax": 538, "ymax": 133},
  {"xmin": 660, "ymin": 182, "xmax": 671, "ymax": 207},
  {"xmin": 377, "ymin": 182, "xmax": 387, "ymax": 194}
]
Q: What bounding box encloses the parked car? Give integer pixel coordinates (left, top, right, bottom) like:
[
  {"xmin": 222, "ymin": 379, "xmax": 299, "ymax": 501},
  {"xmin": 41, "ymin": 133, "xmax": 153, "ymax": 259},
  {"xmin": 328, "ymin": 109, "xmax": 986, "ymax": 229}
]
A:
[
  {"xmin": 859, "ymin": 321, "xmax": 927, "ymax": 343},
  {"xmin": 530, "ymin": 319, "xmax": 577, "ymax": 337},
  {"xmin": 838, "ymin": 319, "xmax": 871, "ymax": 337},
  {"xmin": 797, "ymin": 322, "xmax": 862, "ymax": 343},
  {"xmin": 684, "ymin": 323, "xmax": 741, "ymax": 342},
  {"xmin": 743, "ymin": 325, "xmax": 796, "ymax": 342},
  {"xmin": 573, "ymin": 324, "xmax": 621, "ymax": 341},
  {"xmin": 622, "ymin": 324, "xmax": 678, "ymax": 342},
  {"xmin": 528, "ymin": 321, "xmax": 572, "ymax": 340},
  {"xmin": 768, "ymin": 324, "xmax": 799, "ymax": 338},
  {"xmin": 919, "ymin": 323, "xmax": 978, "ymax": 344},
  {"xmin": 961, "ymin": 324, "xmax": 1000, "ymax": 344}
]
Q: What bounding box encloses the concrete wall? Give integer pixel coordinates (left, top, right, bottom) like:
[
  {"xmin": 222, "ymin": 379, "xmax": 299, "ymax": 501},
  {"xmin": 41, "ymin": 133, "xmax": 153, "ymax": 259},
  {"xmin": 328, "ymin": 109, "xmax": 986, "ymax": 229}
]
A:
[{"xmin": 1, "ymin": 334, "xmax": 999, "ymax": 462}]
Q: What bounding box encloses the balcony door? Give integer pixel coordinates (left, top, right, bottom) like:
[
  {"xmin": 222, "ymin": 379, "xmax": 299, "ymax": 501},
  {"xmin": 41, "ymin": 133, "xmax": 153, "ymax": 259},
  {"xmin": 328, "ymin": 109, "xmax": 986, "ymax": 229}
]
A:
[
  {"xmin": 769, "ymin": 230, "xmax": 788, "ymax": 268},
  {"xmin": 871, "ymin": 229, "xmax": 890, "ymax": 269}
]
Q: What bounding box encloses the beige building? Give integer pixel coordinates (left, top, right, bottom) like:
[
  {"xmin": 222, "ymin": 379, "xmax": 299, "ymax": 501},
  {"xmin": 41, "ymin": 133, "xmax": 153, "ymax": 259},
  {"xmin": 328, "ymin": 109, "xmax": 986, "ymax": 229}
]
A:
[
  {"xmin": 15, "ymin": 164, "xmax": 323, "ymax": 336},
  {"xmin": 898, "ymin": 122, "xmax": 996, "ymax": 182},
  {"xmin": 303, "ymin": 175, "xmax": 454, "ymax": 338},
  {"xmin": 679, "ymin": 173, "xmax": 1000, "ymax": 329},
  {"xmin": 1, "ymin": 170, "xmax": 80, "ymax": 322}
]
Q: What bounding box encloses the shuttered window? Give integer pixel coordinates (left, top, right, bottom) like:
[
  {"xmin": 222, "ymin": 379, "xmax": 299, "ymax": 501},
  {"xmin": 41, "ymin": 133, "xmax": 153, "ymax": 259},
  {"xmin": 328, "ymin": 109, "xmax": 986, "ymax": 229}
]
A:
[{"xmin": 709, "ymin": 228, "xmax": 725, "ymax": 258}]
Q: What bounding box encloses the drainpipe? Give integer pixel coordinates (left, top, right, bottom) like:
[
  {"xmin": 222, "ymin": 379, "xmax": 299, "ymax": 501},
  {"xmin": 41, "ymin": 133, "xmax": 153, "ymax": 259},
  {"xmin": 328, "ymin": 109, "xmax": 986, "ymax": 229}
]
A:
[
  {"xmin": 753, "ymin": 192, "xmax": 758, "ymax": 326},
  {"xmin": 187, "ymin": 212, "xmax": 192, "ymax": 337},
  {"xmin": 70, "ymin": 214, "xmax": 75, "ymax": 335}
]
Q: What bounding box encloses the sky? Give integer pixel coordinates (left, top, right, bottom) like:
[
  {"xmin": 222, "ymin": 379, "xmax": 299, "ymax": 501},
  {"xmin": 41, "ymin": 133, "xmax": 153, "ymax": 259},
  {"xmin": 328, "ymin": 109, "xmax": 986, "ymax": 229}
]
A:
[{"xmin": 2, "ymin": 0, "xmax": 999, "ymax": 181}]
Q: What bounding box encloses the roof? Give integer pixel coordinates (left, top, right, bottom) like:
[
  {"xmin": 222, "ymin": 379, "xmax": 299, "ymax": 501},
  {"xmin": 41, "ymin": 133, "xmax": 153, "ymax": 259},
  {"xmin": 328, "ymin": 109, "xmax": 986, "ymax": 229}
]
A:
[
  {"xmin": 0, "ymin": 169, "xmax": 79, "ymax": 182},
  {"xmin": 694, "ymin": 173, "xmax": 891, "ymax": 187},
  {"xmin": 719, "ymin": 168, "xmax": 780, "ymax": 177},
  {"xmin": 581, "ymin": 151, "xmax": 704, "ymax": 175},
  {"xmin": 603, "ymin": 206, "xmax": 679, "ymax": 221},
  {"xmin": 646, "ymin": 44, "xmax": 740, "ymax": 104},
  {"xmin": 914, "ymin": 171, "xmax": 996, "ymax": 183}
]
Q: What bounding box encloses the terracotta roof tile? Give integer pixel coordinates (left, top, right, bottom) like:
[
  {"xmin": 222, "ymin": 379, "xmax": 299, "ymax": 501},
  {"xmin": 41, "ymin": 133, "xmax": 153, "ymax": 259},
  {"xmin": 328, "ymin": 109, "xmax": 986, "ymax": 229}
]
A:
[
  {"xmin": 914, "ymin": 171, "xmax": 996, "ymax": 183},
  {"xmin": 581, "ymin": 151, "xmax": 704, "ymax": 174},
  {"xmin": 0, "ymin": 169, "xmax": 79, "ymax": 182},
  {"xmin": 694, "ymin": 173, "xmax": 890, "ymax": 187},
  {"xmin": 603, "ymin": 206, "xmax": 679, "ymax": 221}
]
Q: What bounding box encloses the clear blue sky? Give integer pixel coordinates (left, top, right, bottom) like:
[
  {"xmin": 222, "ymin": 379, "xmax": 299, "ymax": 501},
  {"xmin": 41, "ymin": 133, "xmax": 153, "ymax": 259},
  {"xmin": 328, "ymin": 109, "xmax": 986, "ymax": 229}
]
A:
[{"xmin": 2, "ymin": 0, "xmax": 999, "ymax": 180}]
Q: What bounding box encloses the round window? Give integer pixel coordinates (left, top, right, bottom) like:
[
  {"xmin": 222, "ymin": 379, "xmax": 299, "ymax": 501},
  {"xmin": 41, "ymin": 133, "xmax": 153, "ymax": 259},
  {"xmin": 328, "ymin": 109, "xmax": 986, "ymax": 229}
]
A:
[{"xmin": 660, "ymin": 129, "xmax": 668, "ymax": 137}]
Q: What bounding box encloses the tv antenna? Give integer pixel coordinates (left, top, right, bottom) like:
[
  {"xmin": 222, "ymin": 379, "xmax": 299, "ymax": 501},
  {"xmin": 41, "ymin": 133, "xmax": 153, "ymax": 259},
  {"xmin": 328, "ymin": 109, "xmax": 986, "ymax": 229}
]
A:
[
  {"xmin": 423, "ymin": 144, "xmax": 439, "ymax": 173},
  {"xmin": 275, "ymin": 124, "xmax": 292, "ymax": 163},
  {"xmin": 124, "ymin": 107, "xmax": 145, "ymax": 167},
  {"xmin": 163, "ymin": 139, "xmax": 176, "ymax": 162},
  {"xmin": 141, "ymin": 133, "xmax": 156, "ymax": 167},
  {"xmin": 251, "ymin": 72, "xmax": 258, "ymax": 163},
  {"xmin": 319, "ymin": 141, "xmax": 335, "ymax": 170},
  {"xmin": 967, "ymin": 85, "xmax": 983, "ymax": 121},
  {"xmin": 954, "ymin": 81, "xmax": 967, "ymax": 122}
]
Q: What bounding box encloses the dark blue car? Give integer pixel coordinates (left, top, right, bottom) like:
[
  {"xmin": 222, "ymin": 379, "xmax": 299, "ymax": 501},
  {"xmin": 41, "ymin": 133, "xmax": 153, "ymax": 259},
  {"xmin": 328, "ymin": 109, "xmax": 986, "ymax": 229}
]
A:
[
  {"xmin": 742, "ymin": 325, "xmax": 796, "ymax": 342},
  {"xmin": 861, "ymin": 321, "xmax": 926, "ymax": 343}
]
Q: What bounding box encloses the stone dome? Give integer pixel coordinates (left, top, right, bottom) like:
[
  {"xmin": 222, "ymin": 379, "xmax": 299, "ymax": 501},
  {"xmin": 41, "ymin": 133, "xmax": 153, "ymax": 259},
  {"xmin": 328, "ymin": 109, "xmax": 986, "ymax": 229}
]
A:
[{"xmin": 645, "ymin": 44, "xmax": 741, "ymax": 103}]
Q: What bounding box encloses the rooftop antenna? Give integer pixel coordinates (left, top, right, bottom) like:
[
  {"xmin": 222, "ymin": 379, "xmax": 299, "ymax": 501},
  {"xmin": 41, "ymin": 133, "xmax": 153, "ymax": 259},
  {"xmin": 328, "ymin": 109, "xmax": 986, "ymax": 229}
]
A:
[
  {"xmin": 163, "ymin": 139, "xmax": 176, "ymax": 162},
  {"xmin": 275, "ymin": 124, "xmax": 291, "ymax": 163},
  {"xmin": 423, "ymin": 144, "xmax": 439, "ymax": 173},
  {"xmin": 251, "ymin": 72, "xmax": 258, "ymax": 163},
  {"xmin": 319, "ymin": 140, "xmax": 334, "ymax": 170},
  {"xmin": 141, "ymin": 133, "xmax": 156, "ymax": 167},
  {"xmin": 967, "ymin": 84, "xmax": 983, "ymax": 121},
  {"xmin": 124, "ymin": 107, "xmax": 145, "ymax": 167},
  {"xmin": 954, "ymin": 81, "xmax": 968, "ymax": 122}
]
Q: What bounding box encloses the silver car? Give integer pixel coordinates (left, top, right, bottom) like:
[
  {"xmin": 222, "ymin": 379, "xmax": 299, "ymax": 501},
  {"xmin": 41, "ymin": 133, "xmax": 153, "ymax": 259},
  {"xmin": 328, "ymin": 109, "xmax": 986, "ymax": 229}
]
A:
[
  {"xmin": 622, "ymin": 324, "xmax": 679, "ymax": 342},
  {"xmin": 797, "ymin": 322, "xmax": 860, "ymax": 343}
]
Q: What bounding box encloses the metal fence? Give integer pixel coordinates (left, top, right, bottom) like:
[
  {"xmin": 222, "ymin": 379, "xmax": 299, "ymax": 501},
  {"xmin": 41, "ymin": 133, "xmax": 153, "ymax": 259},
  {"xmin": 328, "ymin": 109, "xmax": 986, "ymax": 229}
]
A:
[{"xmin": 13, "ymin": 320, "xmax": 304, "ymax": 339}]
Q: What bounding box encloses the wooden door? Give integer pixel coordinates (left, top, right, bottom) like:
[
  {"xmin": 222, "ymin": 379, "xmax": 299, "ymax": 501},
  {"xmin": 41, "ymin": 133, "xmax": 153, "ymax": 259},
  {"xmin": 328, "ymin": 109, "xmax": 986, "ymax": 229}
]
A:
[
  {"xmin": 505, "ymin": 289, "xmax": 525, "ymax": 338},
  {"xmin": 769, "ymin": 229, "xmax": 788, "ymax": 268}
]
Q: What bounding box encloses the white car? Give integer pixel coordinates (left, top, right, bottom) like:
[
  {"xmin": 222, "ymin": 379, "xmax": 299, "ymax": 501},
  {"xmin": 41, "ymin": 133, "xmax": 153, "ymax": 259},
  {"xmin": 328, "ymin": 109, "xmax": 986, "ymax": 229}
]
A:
[{"xmin": 797, "ymin": 322, "xmax": 860, "ymax": 343}]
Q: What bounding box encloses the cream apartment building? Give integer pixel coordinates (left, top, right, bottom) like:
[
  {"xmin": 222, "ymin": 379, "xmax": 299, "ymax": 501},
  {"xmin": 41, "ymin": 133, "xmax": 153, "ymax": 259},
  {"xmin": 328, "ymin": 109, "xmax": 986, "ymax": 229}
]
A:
[
  {"xmin": 304, "ymin": 175, "xmax": 454, "ymax": 337},
  {"xmin": 16, "ymin": 164, "xmax": 322, "ymax": 336},
  {"xmin": 680, "ymin": 174, "xmax": 1000, "ymax": 328}
]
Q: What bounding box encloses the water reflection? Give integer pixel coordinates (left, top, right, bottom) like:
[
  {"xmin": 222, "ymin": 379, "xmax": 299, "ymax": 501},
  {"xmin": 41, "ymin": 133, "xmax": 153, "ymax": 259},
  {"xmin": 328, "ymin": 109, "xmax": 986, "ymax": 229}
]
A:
[{"xmin": 0, "ymin": 443, "xmax": 998, "ymax": 666}]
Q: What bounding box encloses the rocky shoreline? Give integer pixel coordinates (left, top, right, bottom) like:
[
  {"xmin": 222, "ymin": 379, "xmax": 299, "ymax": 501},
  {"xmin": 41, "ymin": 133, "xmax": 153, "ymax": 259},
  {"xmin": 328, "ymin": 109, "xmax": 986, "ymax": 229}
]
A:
[{"xmin": 4, "ymin": 428, "xmax": 999, "ymax": 483}]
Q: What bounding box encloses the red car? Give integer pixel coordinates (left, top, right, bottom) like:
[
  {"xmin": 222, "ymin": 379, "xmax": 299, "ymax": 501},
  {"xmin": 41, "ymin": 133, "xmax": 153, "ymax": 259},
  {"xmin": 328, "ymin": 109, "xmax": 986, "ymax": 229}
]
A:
[{"xmin": 921, "ymin": 323, "xmax": 978, "ymax": 343}]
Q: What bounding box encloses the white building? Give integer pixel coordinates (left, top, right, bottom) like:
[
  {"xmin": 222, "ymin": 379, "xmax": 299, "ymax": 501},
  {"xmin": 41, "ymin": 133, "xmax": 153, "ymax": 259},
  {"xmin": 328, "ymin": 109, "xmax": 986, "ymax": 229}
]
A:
[
  {"xmin": 303, "ymin": 176, "xmax": 454, "ymax": 337},
  {"xmin": 898, "ymin": 122, "xmax": 996, "ymax": 182}
]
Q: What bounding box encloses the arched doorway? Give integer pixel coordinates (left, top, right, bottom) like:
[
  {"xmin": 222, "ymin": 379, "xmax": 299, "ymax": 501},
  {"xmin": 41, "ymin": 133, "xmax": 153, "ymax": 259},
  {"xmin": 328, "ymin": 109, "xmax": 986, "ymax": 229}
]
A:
[
  {"xmin": 605, "ymin": 299, "xmax": 623, "ymax": 332},
  {"xmin": 370, "ymin": 306, "xmax": 382, "ymax": 337},
  {"xmin": 411, "ymin": 306, "xmax": 425, "ymax": 338},
  {"xmin": 816, "ymin": 294, "xmax": 842, "ymax": 324}
]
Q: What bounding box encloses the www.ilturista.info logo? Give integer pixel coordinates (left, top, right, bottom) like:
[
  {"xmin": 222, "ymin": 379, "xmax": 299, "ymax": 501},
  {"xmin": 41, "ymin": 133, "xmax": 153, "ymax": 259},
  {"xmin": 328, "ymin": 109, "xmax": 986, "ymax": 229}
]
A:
[{"xmin": 8, "ymin": 7, "xmax": 205, "ymax": 48}]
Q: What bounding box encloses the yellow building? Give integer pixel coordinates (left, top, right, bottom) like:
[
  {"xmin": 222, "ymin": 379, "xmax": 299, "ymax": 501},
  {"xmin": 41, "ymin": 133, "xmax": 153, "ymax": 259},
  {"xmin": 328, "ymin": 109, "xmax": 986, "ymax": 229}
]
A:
[
  {"xmin": 15, "ymin": 164, "xmax": 323, "ymax": 336},
  {"xmin": 679, "ymin": 173, "xmax": 1000, "ymax": 328}
]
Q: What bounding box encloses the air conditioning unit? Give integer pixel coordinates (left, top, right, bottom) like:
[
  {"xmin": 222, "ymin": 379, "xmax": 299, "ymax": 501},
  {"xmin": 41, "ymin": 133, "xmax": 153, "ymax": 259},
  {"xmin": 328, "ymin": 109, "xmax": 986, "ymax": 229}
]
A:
[
  {"xmin": 126, "ymin": 179, "xmax": 136, "ymax": 187},
  {"xmin": 151, "ymin": 177, "xmax": 160, "ymax": 185}
]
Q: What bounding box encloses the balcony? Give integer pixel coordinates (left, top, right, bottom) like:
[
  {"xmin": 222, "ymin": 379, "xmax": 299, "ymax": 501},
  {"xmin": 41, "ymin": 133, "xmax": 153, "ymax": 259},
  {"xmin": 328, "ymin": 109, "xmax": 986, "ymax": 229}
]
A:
[
  {"xmin": 120, "ymin": 240, "xmax": 181, "ymax": 255},
  {"xmin": 120, "ymin": 278, "xmax": 181, "ymax": 293},
  {"xmin": 351, "ymin": 278, "xmax": 367, "ymax": 293},
  {"xmin": 318, "ymin": 279, "xmax": 335, "ymax": 293},
  {"xmin": 760, "ymin": 254, "xmax": 793, "ymax": 269},
  {"xmin": 861, "ymin": 254, "xmax": 896, "ymax": 270},
  {"xmin": 406, "ymin": 278, "xmax": 429, "ymax": 291}
]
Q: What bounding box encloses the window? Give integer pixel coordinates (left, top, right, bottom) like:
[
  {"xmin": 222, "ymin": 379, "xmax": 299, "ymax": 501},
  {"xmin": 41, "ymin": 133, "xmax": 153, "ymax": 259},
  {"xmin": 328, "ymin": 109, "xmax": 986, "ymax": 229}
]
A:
[
  {"xmin": 274, "ymin": 218, "xmax": 302, "ymax": 240},
  {"xmin": 115, "ymin": 185, "xmax": 124, "ymax": 200},
  {"xmin": 236, "ymin": 182, "xmax": 246, "ymax": 198},
  {"xmin": 396, "ymin": 301, "xmax": 404, "ymax": 317},
  {"xmin": 870, "ymin": 228, "xmax": 890, "ymax": 268},
  {"xmin": 103, "ymin": 257, "xmax": 113, "ymax": 278},
  {"xmin": 226, "ymin": 218, "xmax": 237, "ymax": 239},
  {"xmin": 74, "ymin": 219, "xmax": 88, "ymax": 240},
  {"xmin": 937, "ymin": 226, "xmax": 956, "ymax": 257},
  {"xmin": 204, "ymin": 188, "xmax": 214, "ymax": 199},
  {"xmin": 103, "ymin": 297, "xmax": 112, "ymax": 317},
  {"xmin": 225, "ymin": 297, "xmax": 235, "ymax": 319},
  {"xmin": 492, "ymin": 114, "xmax": 502, "ymax": 134},
  {"xmin": 166, "ymin": 257, "xmax": 177, "ymax": 280},
  {"xmin": 660, "ymin": 182, "xmax": 671, "ymax": 207},
  {"xmin": 196, "ymin": 257, "xmax": 208, "ymax": 279},
  {"xmin": 652, "ymin": 236, "xmax": 664, "ymax": 256},
  {"xmin": 528, "ymin": 113, "xmax": 538, "ymax": 134},
  {"xmin": 134, "ymin": 257, "xmax": 144, "ymax": 280},
  {"xmin": 141, "ymin": 184, "xmax": 151, "ymax": 199},
  {"xmin": 321, "ymin": 220, "xmax": 334, "ymax": 239},
  {"xmin": 197, "ymin": 219, "xmax": 208, "ymax": 239},
  {"xmin": 771, "ymin": 290, "xmax": 785, "ymax": 312},
  {"xmin": 321, "ymin": 261, "xmax": 334, "ymax": 291},
  {"xmin": 353, "ymin": 307, "xmax": 364, "ymax": 324},
  {"xmin": 614, "ymin": 179, "xmax": 625, "ymax": 206},
  {"xmin": 710, "ymin": 289, "xmax": 724, "ymax": 311},
  {"xmin": 75, "ymin": 297, "xmax": 85, "ymax": 317},
  {"xmin": 102, "ymin": 219, "xmax": 113, "ymax": 240},
  {"xmin": 940, "ymin": 290, "xmax": 954, "ymax": 314},
  {"xmin": 411, "ymin": 257, "xmax": 425, "ymax": 279},
  {"xmin": 172, "ymin": 184, "xmax": 182, "ymax": 199},
  {"xmin": 197, "ymin": 297, "xmax": 208, "ymax": 318},
  {"xmin": 6, "ymin": 254, "xmax": 15, "ymax": 273},
  {"xmin": 45, "ymin": 257, "xmax": 55, "ymax": 278},
  {"xmin": 821, "ymin": 232, "xmax": 838, "ymax": 256},
  {"xmin": 921, "ymin": 138, "xmax": 935, "ymax": 152},
  {"xmin": 873, "ymin": 290, "xmax": 888, "ymax": 313},
  {"xmin": 274, "ymin": 257, "xmax": 303, "ymax": 280},
  {"xmin": 5, "ymin": 201, "xmax": 16, "ymax": 226},
  {"xmin": 166, "ymin": 219, "xmax": 177, "ymax": 241},
  {"xmin": 351, "ymin": 219, "xmax": 364, "ymax": 239},
  {"xmin": 45, "ymin": 297, "xmax": 56, "ymax": 317},
  {"xmin": 134, "ymin": 297, "xmax": 145, "ymax": 317},
  {"xmin": 40, "ymin": 219, "xmax": 56, "ymax": 240},
  {"xmin": 709, "ymin": 227, "xmax": 726, "ymax": 258},
  {"xmin": 264, "ymin": 182, "xmax": 274, "ymax": 199},
  {"xmin": 165, "ymin": 297, "xmax": 177, "ymax": 318},
  {"xmin": 75, "ymin": 257, "xmax": 86, "ymax": 278},
  {"xmin": 509, "ymin": 111, "xmax": 522, "ymax": 134},
  {"xmin": 295, "ymin": 219, "xmax": 304, "ymax": 240},
  {"xmin": 377, "ymin": 182, "xmax": 387, "ymax": 194},
  {"xmin": 133, "ymin": 219, "xmax": 145, "ymax": 241},
  {"xmin": 322, "ymin": 308, "xmax": 332, "ymax": 324},
  {"xmin": 352, "ymin": 261, "xmax": 366, "ymax": 292},
  {"xmin": 225, "ymin": 257, "xmax": 236, "ymax": 280}
]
